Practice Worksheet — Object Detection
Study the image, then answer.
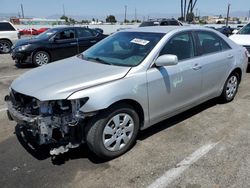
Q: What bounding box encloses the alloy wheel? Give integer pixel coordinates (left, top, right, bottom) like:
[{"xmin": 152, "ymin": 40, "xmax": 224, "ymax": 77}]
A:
[
  {"xmin": 102, "ymin": 113, "xmax": 135, "ymax": 152},
  {"xmin": 226, "ymin": 75, "xmax": 238, "ymax": 99}
]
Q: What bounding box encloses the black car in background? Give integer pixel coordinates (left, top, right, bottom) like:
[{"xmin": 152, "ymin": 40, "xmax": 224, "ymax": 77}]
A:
[
  {"xmin": 139, "ymin": 18, "xmax": 183, "ymax": 27},
  {"xmin": 11, "ymin": 27, "xmax": 107, "ymax": 66},
  {"xmin": 216, "ymin": 26, "xmax": 234, "ymax": 37}
]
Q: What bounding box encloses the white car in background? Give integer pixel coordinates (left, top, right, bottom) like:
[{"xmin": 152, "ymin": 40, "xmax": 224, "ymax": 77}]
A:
[
  {"xmin": 0, "ymin": 21, "xmax": 20, "ymax": 53},
  {"xmin": 230, "ymin": 23, "xmax": 250, "ymax": 61}
]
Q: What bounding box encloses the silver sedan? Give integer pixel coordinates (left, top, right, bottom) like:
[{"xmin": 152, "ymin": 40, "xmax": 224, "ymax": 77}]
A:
[{"xmin": 6, "ymin": 26, "xmax": 248, "ymax": 159}]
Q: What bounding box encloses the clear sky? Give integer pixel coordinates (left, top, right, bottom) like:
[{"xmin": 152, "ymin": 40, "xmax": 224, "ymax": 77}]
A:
[{"xmin": 0, "ymin": 0, "xmax": 249, "ymax": 18}]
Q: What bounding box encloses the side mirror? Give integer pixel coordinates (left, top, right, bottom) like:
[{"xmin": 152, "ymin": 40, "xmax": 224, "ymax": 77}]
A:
[{"xmin": 155, "ymin": 54, "xmax": 178, "ymax": 67}]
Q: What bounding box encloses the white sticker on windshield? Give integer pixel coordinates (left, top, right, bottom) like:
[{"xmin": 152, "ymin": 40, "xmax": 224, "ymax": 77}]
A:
[{"xmin": 131, "ymin": 38, "xmax": 150, "ymax": 46}]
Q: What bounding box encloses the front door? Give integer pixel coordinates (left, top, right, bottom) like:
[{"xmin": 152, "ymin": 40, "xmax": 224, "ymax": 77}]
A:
[
  {"xmin": 51, "ymin": 29, "xmax": 78, "ymax": 61},
  {"xmin": 147, "ymin": 32, "xmax": 202, "ymax": 125}
]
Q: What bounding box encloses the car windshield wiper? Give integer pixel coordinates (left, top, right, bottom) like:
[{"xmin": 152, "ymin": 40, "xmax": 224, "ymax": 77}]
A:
[{"xmin": 86, "ymin": 56, "xmax": 113, "ymax": 65}]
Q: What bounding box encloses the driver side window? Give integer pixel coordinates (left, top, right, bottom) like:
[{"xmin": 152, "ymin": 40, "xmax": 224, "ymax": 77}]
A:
[
  {"xmin": 160, "ymin": 32, "xmax": 195, "ymax": 61},
  {"xmin": 54, "ymin": 29, "xmax": 75, "ymax": 40}
]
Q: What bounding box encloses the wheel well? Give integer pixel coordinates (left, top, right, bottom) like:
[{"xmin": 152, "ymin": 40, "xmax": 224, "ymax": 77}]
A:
[
  {"xmin": 231, "ymin": 68, "xmax": 242, "ymax": 83},
  {"xmin": 0, "ymin": 38, "xmax": 13, "ymax": 45},
  {"xmin": 109, "ymin": 99, "xmax": 145, "ymax": 128}
]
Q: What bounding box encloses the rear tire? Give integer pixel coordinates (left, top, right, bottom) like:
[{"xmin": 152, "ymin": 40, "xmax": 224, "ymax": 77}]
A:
[
  {"xmin": 0, "ymin": 40, "xmax": 12, "ymax": 53},
  {"xmin": 33, "ymin": 51, "xmax": 50, "ymax": 66},
  {"xmin": 220, "ymin": 72, "xmax": 239, "ymax": 103},
  {"xmin": 85, "ymin": 103, "xmax": 139, "ymax": 159}
]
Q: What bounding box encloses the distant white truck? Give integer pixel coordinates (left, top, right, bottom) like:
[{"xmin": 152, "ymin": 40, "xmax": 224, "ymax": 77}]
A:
[{"xmin": 0, "ymin": 21, "xmax": 20, "ymax": 53}]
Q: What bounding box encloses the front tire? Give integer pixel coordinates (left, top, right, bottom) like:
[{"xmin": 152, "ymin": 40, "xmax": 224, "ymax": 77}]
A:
[
  {"xmin": 220, "ymin": 72, "xmax": 239, "ymax": 103},
  {"xmin": 33, "ymin": 51, "xmax": 50, "ymax": 66},
  {"xmin": 85, "ymin": 103, "xmax": 139, "ymax": 159},
  {"xmin": 0, "ymin": 40, "xmax": 12, "ymax": 53}
]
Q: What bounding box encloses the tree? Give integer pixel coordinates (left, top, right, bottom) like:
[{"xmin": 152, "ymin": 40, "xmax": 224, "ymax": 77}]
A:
[
  {"xmin": 106, "ymin": 15, "xmax": 117, "ymax": 23},
  {"xmin": 186, "ymin": 12, "xmax": 194, "ymax": 23},
  {"xmin": 60, "ymin": 15, "xmax": 69, "ymax": 23},
  {"xmin": 180, "ymin": 0, "xmax": 198, "ymax": 22}
]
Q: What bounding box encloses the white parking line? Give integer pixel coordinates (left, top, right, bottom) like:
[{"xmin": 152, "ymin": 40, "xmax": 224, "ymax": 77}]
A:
[
  {"xmin": 0, "ymin": 74, "xmax": 20, "ymax": 80},
  {"xmin": 0, "ymin": 108, "xmax": 7, "ymax": 112},
  {"xmin": 147, "ymin": 142, "xmax": 219, "ymax": 188}
]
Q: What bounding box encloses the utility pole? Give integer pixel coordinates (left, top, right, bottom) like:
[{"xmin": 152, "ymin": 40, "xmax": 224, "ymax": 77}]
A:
[
  {"xmin": 124, "ymin": 5, "xmax": 127, "ymax": 23},
  {"xmin": 134, "ymin": 8, "xmax": 137, "ymax": 22},
  {"xmin": 62, "ymin": 4, "xmax": 65, "ymax": 16},
  {"xmin": 226, "ymin": 3, "xmax": 230, "ymax": 27},
  {"xmin": 20, "ymin": 4, "xmax": 24, "ymax": 18},
  {"xmin": 248, "ymin": 10, "xmax": 250, "ymax": 22}
]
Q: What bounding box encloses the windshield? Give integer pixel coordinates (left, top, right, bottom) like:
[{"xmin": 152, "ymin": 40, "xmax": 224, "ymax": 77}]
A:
[
  {"xmin": 82, "ymin": 32, "xmax": 164, "ymax": 67},
  {"xmin": 238, "ymin": 23, "xmax": 250, "ymax": 34},
  {"xmin": 35, "ymin": 28, "xmax": 58, "ymax": 39}
]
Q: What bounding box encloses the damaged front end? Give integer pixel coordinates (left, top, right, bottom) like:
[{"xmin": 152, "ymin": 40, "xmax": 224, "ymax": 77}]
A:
[{"xmin": 5, "ymin": 89, "xmax": 93, "ymax": 155}]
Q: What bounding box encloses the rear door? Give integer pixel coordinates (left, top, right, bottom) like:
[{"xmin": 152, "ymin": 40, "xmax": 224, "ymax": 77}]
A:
[
  {"xmin": 194, "ymin": 31, "xmax": 234, "ymax": 98},
  {"xmin": 51, "ymin": 28, "xmax": 78, "ymax": 60},
  {"xmin": 147, "ymin": 32, "xmax": 202, "ymax": 125},
  {"xmin": 76, "ymin": 28, "xmax": 101, "ymax": 53}
]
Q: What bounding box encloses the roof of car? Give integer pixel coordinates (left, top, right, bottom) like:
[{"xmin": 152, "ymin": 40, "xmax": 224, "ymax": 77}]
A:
[
  {"xmin": 48, "ymin": 26, "xmax": 92, "ymax": 31},
  {"xmin": 123, "ymin": 26, "xmax": 214, "ymax": 34}
]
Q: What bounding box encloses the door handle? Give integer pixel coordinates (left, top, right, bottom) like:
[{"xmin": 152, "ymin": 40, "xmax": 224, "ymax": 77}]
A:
[
  {"xmin": 227, "ymin": 54, "xmax": 234, "ymax": 59},
  {"xmin": 90, "ymin": 40, "xmax": 97, "ymax": 43},
  {"xmin": 192, "ymin": 64, "xmax": 202, "ymax": 71},
  {"xmin": 70, "ymin": 42, "xmax": 77, "ymax": 45}
]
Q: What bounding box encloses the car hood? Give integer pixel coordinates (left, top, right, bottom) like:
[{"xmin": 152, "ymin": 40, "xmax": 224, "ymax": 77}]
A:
[
  {"xmin": 229, "ymin": 34, "xmax": 250, "ymax": 46},
  {"xmin": 11, "ymin": 56, "xmax": 131, "ymax": 101},
  {"xmin": 14, "ymin": 37, "xmax": 44, "ymax": 47}
]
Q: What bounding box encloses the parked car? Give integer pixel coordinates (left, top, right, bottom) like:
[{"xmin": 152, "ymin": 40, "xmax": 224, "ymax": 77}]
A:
[
  {"xmin": 216, "ymin": 26, "xmax": 233, "ymax": 37},
  {"xmin": 5, "ymin": 26, "xmax": 248, "ymax": 159},
  {"xmin": 19, "ymin": 28, "xmax": 49, "ymax": 36},
  {"xmin": 11, "ymin": 27, "xmax": 107, "ymax": 66},
  {"xmin": 230, "ymin": 23, "xmax": 250, "ymax": 61},
  {"xmin": 139, "ymin": 18, "xmax": 183, "ymax": 27},
  {"xmin": 0, "ymin": 21, "xmax": 20, "ymax": 53},
  {"xmin": 232, "ymin": 25, "xmax": 244, "ymax": 34}
]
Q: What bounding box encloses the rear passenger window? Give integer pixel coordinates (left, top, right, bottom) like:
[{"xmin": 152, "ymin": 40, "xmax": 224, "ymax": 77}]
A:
[
  {"xmin": 0, "ymin": 23, "xmax": 15, "ymax": 31},
  {"xmin": 160, "ymin": 32, "xmax": 194, "ymax": 61},
  {"xmin": 77, "ymin": 28, "xmax": 95, "ymax": 38},
  {"xmin": 197, "ymin": 32, "xmax": 231, "ymax": 55}
]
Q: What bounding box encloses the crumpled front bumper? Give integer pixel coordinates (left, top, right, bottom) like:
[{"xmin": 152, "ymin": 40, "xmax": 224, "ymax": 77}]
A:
[{"xmin": 6, "ymin": 100, "xmax": 37, "ymax": 125}]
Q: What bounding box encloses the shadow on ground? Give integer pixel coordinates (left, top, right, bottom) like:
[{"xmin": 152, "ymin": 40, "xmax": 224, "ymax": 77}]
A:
[{"xmin": 14, "ymin": 99, "xmax": 218, "ymax": 165}]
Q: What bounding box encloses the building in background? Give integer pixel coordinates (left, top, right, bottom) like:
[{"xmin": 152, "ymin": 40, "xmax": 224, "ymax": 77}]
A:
[{"xmin": 10, "ymin": 18, "xmax": 66, "ymax": 25}]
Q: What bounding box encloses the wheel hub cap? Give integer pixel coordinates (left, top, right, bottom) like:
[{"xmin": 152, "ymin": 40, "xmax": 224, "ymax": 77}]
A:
[
  {"xmin": 35, "ymin": 52, "xmax": 49, "ymax": 65},
  {"xmin": 226, "ymin": 75, "xmax": 237, "ymax": 99},
  {"xmin": 102, "ymin": 113, "xmax": 134, "ymax": 152}
]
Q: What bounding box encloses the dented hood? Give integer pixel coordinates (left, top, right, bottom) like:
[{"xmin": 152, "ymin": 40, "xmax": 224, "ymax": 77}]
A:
[{"xmin": 11, "ymin": 56, "xmax": 131, "ymax": 101}]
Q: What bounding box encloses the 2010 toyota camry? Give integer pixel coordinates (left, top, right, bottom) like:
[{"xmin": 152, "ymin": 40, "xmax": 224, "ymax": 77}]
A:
[{"xmin": 5, "ymin": 26, "xmax": 248, "ymax": 159}]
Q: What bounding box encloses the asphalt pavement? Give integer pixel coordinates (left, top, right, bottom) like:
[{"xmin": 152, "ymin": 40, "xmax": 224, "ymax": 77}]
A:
[{"xmin": 0, "ymin": 54, "xmax": 250, "ymax": 188}]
